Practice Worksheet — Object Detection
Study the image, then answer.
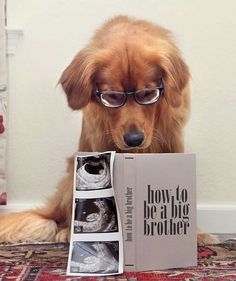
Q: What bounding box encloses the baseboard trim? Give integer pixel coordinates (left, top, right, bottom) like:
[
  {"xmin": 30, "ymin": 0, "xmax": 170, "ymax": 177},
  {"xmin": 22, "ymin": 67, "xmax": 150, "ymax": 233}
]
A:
[
  {"xmin": 1, "ymin": 203, "xmax": 236, "ymax": 234},
  {"xmin": 0, "ymin": 203, "xmax": 42, "ymax": 213},
  {"xmin": 197, "ymin": 204, "xmax": 236, "ymax": 233}
]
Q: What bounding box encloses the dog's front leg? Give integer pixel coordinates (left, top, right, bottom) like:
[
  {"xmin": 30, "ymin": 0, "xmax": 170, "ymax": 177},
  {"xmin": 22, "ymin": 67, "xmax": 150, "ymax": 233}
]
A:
[
  {"xmin": 197, "ymin": 230, "xmax": 219, "ymax": 245},
  {"xmin": 0, "ymin": 211, "xmax": 58, "ymax": 243},
  {"xmin": 56, "ymin": 227, "xmax": 71, "ymax": 242},
  {"xmin": 40, "ymin": 157, "xmax": 74, "ymax": 243}
]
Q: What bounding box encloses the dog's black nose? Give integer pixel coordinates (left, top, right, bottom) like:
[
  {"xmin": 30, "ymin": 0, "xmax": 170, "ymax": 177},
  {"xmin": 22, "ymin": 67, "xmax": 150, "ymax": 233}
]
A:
[{"xmin": 123, "ymin": 131, "xmax": 144, "ymax": 147}]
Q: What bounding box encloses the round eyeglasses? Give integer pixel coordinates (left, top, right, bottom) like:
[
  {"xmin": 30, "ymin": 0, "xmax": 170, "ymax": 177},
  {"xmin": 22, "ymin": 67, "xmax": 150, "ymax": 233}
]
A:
[{"xmin": 96, "ymin": 78, "xmax": 164, "ymax": 108}]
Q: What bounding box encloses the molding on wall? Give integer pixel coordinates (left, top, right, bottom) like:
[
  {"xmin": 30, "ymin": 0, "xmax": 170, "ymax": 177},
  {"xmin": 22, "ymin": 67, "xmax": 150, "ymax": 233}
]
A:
[
  {"xmin": 6, "ymin": 27, "xmax": 24, "ymax": 55},
  {"xmin": 0, "ymin": 202, "xmax": 41, "ymax": 212},
  {"xmin": 197, "ymin": 204, "xmax": 236, "ymax": 234},
  {"xmin": 1, "ymin": 203, "xmax": 236, "ymax": 234}
]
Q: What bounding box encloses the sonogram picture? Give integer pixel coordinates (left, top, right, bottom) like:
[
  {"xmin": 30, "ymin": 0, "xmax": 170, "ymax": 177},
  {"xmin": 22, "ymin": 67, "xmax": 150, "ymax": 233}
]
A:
[
  {"xmin": 74, "ymin": 198, "xmax": 118, "ymax": 233},
  {"xmin": 76, "ymin": 154, "xmax": 111, "ymax": 190}
]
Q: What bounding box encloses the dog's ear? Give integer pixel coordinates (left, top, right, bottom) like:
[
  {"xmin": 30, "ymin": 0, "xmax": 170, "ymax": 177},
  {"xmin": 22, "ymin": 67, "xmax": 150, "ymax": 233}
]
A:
[
  {"xmin": 59, "ymin": 49, "xmax": 97, "ymax": 110},
  {"xmin": 159, "ymin": 43, "xmax": 190, "ymax": 107},
  {"xmin": 162, "ymin": 54, "xmax": 190, "ymax": 107},
  {"xmin": 146, "ymin": 42, "xmax": 190, "ymax": 107}
]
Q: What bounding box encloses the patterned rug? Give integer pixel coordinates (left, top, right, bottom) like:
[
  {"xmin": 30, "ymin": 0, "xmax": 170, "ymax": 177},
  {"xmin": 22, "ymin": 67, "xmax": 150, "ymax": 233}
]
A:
[{"xmin": 0, "ymin": 240, "xmax": 236, "ymax": 281}]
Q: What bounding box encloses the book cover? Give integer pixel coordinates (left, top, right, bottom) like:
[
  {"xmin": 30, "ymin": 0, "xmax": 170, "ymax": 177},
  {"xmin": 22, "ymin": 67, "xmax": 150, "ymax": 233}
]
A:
[{"xmin": 113, "ymin": 153, "xmax": 197, "ymax": 271}]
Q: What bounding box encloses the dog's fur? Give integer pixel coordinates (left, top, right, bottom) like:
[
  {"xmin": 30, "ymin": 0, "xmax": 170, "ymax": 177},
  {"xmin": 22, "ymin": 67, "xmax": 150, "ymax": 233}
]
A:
[{"xmin": 0, "ymin": 16, "xmax": 217, "ymax": 244}]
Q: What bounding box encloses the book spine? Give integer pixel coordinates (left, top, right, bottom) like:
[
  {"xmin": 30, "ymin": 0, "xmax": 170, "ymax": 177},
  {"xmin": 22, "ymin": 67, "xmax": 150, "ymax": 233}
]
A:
[{"xmin": 123, "ymin": 155, "xmax": 136, "ymax": 271}]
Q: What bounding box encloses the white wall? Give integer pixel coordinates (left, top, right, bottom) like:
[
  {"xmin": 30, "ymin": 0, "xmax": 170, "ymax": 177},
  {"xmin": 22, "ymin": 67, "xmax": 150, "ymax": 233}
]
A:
[{"xmin": 5, "ymin": 0, "xmax": 236, "ymax": 211}]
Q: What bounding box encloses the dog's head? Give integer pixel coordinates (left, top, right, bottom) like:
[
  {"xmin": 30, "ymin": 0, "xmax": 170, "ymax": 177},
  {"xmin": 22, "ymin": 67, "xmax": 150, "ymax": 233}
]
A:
[{"xmin": 59, "ymin": 18, "xmax": 190, "ymax": 151}]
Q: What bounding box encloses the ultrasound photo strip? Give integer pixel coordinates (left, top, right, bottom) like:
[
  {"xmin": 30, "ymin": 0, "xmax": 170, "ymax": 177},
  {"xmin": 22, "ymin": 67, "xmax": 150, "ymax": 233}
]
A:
[{"xmin": 67, "ymin": 152, "xmax": 123, "ymax": 276}]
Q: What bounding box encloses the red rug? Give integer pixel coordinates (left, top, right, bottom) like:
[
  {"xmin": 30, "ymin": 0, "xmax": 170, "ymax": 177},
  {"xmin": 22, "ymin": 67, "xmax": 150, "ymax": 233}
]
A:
[{"xmin": 0, "ymin": 240, "xmax": 235, "ymax": 280}]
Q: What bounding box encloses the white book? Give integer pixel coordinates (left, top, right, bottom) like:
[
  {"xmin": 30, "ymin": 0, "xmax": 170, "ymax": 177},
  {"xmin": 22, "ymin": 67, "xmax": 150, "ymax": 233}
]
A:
[{"xmin": 114, "ymin": 153, "xmax": 197, "ymax": 271}]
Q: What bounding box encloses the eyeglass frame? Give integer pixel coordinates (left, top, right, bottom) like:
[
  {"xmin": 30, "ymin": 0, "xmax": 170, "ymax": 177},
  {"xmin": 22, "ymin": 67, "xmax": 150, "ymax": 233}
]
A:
[{"xmin": 95, "ymin": 78, "xmax": 164, "ymax": 108}]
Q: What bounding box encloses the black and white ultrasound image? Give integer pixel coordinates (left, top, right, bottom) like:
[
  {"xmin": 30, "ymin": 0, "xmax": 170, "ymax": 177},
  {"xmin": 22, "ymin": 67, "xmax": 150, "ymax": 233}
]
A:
[
  {"xmin": 76, "ymin": 153, "xmax": 112, "ymax": 191},
  {"xmin": 70, "ymin": 241, "xmax": 119, "ymax": 274},
  {"xmin": 74, "ymin": 197, "xmax": 118, "ymax": 233}
]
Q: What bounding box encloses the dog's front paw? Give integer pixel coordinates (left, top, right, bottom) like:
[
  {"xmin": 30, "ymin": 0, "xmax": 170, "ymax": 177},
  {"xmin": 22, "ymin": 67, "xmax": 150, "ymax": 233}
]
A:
[
  {"xmin": 197, "ymin": 232, "xmax": 219, "ymax": 246},
  {"xmin": 55, "ymin": 228, "xmax": 70, "ymax": 242}
]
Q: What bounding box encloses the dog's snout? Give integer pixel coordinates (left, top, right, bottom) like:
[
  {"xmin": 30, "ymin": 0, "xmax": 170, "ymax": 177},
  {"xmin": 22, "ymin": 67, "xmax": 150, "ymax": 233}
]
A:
[{"xmin": 123, "ymin": 131, "xmax": 144, "ymax": 147}]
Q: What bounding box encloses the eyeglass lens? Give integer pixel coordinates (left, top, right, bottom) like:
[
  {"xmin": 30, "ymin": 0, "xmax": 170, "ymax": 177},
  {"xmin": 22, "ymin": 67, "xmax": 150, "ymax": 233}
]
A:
[
  {"xmin": 100, "ymin": 92, "xmax": 126, "ymax": 107},
  {"xmin": 135, "ymin": 88, "xmax": 160, "ymax": 104}
]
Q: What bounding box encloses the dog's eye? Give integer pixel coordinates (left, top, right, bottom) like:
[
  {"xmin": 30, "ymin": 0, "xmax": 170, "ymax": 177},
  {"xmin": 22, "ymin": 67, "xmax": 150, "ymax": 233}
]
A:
[
  {"xmin": 110, "ymin": 94, "xmax": 120, "ymax": 100},
  {"xmin": 137, "ymin": 89, "xmax": 155, "ymax": 98}
]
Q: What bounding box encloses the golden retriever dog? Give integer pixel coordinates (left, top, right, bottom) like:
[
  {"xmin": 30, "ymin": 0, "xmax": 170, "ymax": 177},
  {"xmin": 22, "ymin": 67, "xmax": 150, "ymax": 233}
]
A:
[{"xmin": 0, "ymin": 16, "xmax": 216, "ymax": 244}]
